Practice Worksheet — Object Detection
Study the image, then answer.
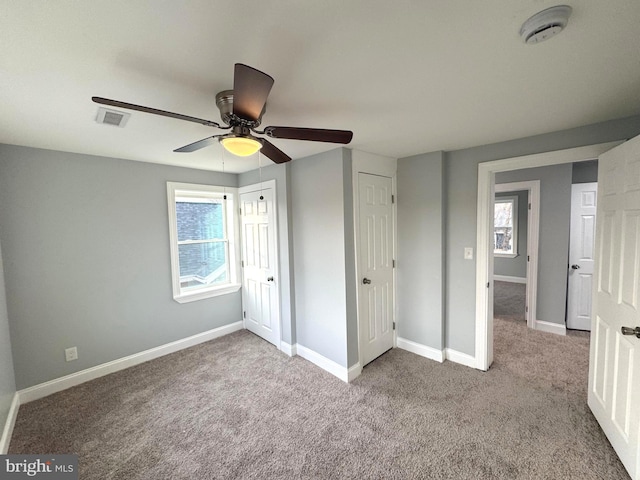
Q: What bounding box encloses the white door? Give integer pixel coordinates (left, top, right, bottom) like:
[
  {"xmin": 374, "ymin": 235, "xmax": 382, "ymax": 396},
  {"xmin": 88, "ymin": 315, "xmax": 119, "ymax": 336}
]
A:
[
  {"xmin": 567, "ymin": 182, "xmax": 598, "ymax": 331},
  {"xmin": 358, "ymin": 173, "xmax": 394, "ymax": 366},
  {"xmin": 588, "ymin": 135, "xmax": 640, "ymax": 479},
  {"xmin": 240, "ymin": 185, "xmax": 280, "ymax": 347}
]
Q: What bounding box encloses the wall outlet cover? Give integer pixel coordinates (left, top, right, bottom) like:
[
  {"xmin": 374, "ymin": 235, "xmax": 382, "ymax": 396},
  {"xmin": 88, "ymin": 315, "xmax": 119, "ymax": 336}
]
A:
[{"xmin": 65, "ymin": 346, "xmax": 78, "ymax": 362}]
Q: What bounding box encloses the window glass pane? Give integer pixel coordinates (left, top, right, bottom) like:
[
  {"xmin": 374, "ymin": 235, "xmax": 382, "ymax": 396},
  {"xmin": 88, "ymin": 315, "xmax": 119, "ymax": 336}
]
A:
[
  {"xmin": 178, "ymin": 242, "xmax": 228, "ymax": 289},
  {"xmin": 494, "ymin": 200, "xmax": 514, "ymax": 254},
  {"xmin": 176, "ymin": 200, "xmax": 224, "ymax": 241}
]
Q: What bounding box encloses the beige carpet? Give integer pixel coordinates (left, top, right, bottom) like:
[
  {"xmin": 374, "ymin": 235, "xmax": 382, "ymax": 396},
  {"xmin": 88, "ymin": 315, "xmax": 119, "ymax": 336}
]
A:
[
  {"xmin": 9, "ymin": 321, "xmax": 628, "ymax": 479},
  {"xmin": 494, "ymin": 280, "xmax": 526, "ymax": 319}
]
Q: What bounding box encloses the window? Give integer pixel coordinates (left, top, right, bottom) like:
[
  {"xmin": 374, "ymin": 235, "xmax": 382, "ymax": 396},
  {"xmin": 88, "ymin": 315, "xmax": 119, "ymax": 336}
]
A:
[
  {"xmin": 167, "ymin": 182, "xmax": 240, "ymax": 303},
  {"xmin": 494, "ymin": 196, "xmax": 518, "ymax": 257}
]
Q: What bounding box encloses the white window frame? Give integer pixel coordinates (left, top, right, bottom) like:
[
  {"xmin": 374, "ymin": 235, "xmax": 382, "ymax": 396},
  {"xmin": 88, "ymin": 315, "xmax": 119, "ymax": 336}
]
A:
[
  {"xmin": 167, "ymin": 182, "xmax": 241, "ymax": 303},
  {"xmin": 494, "ymin": 195, "xmax": 518, "ymax": 258}
]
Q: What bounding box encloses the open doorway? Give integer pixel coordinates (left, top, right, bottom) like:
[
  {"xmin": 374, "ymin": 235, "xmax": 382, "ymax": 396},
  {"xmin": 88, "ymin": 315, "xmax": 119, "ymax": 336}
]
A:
[
  {"xmin": 493, "ymin": 181, "xmax": 540, "ymax": 330},
  {"xmin": 474, "ymin": 142, "xmax": 620, "ymax": 370}
]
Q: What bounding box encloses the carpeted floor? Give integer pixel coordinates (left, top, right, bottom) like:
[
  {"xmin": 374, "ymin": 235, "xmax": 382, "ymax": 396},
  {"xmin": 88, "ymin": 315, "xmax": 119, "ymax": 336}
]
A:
[
  {"xmin": 9, "ymin": 320, "xmax": 627, "ymax": 479},
  {"xmin": 494, "ymin": 280, "xmax": 526, "ymax": 319}
]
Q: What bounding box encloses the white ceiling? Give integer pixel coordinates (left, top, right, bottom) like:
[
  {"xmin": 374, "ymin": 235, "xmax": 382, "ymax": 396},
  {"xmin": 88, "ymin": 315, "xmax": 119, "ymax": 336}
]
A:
[{"xmin": 1, "ymin": 1, "xmax": 639, "ymax": 173}]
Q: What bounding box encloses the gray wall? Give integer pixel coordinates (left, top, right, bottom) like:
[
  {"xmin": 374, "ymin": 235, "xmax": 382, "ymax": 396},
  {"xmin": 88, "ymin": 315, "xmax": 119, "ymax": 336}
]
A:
[
  {"xmin": 290, "ymin": 149, "xmax": 351, "ymax": 367},
  {"xmin": 238, "ymin": 162, "xmax": 295, "ymax": 346},
  {"xmin": 342, "ymin": 150, "xmax": 359, "ymax": 368},
  {"xmin": 397, "ymin": 151, "xmax": 445, "ymax": 351},
  {"xmin": 572, "ymin": 160, "xmax": 599, "ymax": 183},
  {"xmin": 496, "ymin": 165, "xmax": 573, "ymax": 324},
  {"xmin": 0, "ymin": 144, "xmax": 241, "ymax": 389},
  {"xmin": 0, "ymin": 237, "xmax": 16, "ymax": 435},
  {"xmin": 494, "ymin": 190, "xmax": 528, "ymax": 279},
  {"xmin": 445, "ymin": 114, "xmax": 640, "ymax": 356}
]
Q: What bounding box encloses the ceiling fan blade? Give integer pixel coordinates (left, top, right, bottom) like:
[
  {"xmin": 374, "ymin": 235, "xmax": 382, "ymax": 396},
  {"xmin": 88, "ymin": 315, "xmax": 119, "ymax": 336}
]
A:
[
  {"xmin": 174, "ymin": 135, "xmax": 222, "ymax": 153},
  {"xmin": 92, "ymin": 97, "xmax": 221, "ymax": 128},
  {"xmin": 259, "ymin": 138, "xmax": 291, "ymax": 164},
  {"xmin": 263, "ymin": 126, "xmax": 353, "ymax": 144},
  {"xmin": 232, "ymin": 64, "xmax": 274, "ymax": 122}
]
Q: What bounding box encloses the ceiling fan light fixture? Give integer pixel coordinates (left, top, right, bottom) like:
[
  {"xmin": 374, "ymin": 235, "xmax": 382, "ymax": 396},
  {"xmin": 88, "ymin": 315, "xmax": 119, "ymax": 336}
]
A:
[{"xmin": 220, "ymin": 135, "xmax": 262, "ymax": 157}]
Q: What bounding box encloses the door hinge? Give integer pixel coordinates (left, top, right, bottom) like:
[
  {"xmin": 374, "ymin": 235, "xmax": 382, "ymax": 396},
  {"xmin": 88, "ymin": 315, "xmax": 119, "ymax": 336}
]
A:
[
  {"xmin": 241, "ymin": 260, "xmax": 244, "ymax": 267},
  {"xmin": 393, "ymin": 322, "xmax": 396, "ymax": 330},
  {"xmin": 239, "ymin": 208, "xmax": 242, "ymax": 215},
  {"xmin": 527, "ymin": 255, "xmax": 530, "ymax": 262},
  {"xmin": 487, "ymin": 282, "xmax": 490, "ymax": 288},
  {"xmin": 526, "ymin": 306, "xmax": 529, "ymax": 313},
  {"xmin": 392, "ymin": 259, "xmax": 395, "ymax": 268},
  {"xmin": 528, "ymin": 203, "xmax": 531, "ymax": 210},
  {"xmin": 243, "ymin": 311, "xmax": 246, "ymax": 319},
  {"xmin": 391, "ymin": 194, "xmax": 395, "ymax": 204}
]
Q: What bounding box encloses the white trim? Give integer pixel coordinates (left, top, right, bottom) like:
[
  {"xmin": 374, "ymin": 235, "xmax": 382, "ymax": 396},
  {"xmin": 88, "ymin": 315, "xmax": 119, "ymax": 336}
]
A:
[
  {"xmin": 534, "ymin": 320, "xmax": 567, "ymax": 336},
  {"xmin": 280, "ymin": 341, "xmax": 297, "ymax": 357},
  {"xmin": 494, "ymin": 275, "xmax": 527, "ymax": 284},
  {"xmin": 174, "ymin": 283, "xmax": 241, "ymax": 303},
  {"xmin": 167, "ymin": 182, "xmax": 241, "ymax": 304},
  {"xmin": 445, "ymin": 348, "xmax": 477, "ymax": 368},
  {"xmin": 295, "ymin": 344, "xmax": 351, "ymax": 383},
  {"xmin": 0, "ymin": 393, "xmax": 20, "ymax": 454},
  {"xmin": 348, "ymin": 363, "xmax": 362, "ymax": 382},
  {"xmin": 476, "ymin": 142, "xmax": 621, "ymax": 371},
  {"xmin": 396, "ymin": 337, "xmax": 445, "ymax": 363},
  {"xmin": 19, "ymin": 321, "xmax": 243, "ymax": 404},
  {"xmin": 351, "ymin": 150, "xmax": 398, "ymax": 369}
]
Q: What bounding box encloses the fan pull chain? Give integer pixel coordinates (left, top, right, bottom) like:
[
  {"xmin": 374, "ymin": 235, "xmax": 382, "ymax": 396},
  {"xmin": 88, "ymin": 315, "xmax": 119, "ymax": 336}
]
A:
[
  {"xmin": 222, "ymin": 146, "xmax": 227, "ymax": 200},
  {"xmin": 258, "ymin": 153, "xmax": 263, "ymax": 200}
]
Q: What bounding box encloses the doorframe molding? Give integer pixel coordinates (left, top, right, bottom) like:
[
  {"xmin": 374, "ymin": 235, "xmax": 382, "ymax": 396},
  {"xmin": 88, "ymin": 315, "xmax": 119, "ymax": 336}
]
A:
[
  {"xmin": 494, "ymin": 180, "xmax": 540, "ymax": 329},
  {"xmin": 352, "ymin": 151, "xmax": 398, "ymax": 370},
  {"xmin": 238, "ymin": 179, "xmax": 283, "ymax": 351},
  {"xmin": 475, "ymin": 141, "xmax": 621, "ymax": 371}
]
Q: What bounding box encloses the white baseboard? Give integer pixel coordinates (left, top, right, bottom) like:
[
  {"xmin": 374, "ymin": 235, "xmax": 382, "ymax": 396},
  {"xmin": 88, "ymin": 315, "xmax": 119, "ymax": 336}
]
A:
[
  {"xmin": 295, "ymin": 344, "xmax": 351, "ymax": 383},
  {"xmin": 280, "ymin": 341, "xmax": 297, "ymax": 357},
  {"xmin": 0, "ymin": 393, "xmax": 20, "ymax": 454},
  {"xmin": 348, "ymin": 363, "xmax": 362, "ymax": 382},
  {"xmin": 445, "ymin": 348, "xmax": 478, "ymax": 369},
  {"xmin": 19, "ymin": 321, "xmax": 244, "ymax": 404},
  {"xmin": 534, "ymin": 320, "xmax": 567, "ymax": 336},
  {"xmin": 396, "ymin": 337, "xmax": 444, "ymax": 363},
  {"xmin": 494, "ymin": 275, "xmax": 527, "ymax": 284}
]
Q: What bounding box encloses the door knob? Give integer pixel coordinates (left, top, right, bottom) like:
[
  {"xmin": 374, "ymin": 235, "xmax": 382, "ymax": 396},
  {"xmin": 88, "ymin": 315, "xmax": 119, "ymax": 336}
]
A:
[
  {"xmin": 267, "ymin": 276, "xmax": 274, "ymax": 282},
  {"xmin": 362, "ymin": 278, "xmax": 371, "ymax": 285},
  {"xmin": 571, "ymin": 264, "xmax": 580, "ymax": 270},
  {"xmin": 621, "ymin": 326, "xmax": 640, "ymax": 338}
]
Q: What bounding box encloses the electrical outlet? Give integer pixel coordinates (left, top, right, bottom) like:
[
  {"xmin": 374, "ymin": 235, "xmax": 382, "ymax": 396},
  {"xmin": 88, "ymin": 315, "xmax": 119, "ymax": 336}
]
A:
[
  {"xmin": 65, "ymin": 346, "xmax": 78, "ymax": 362},
  {"xmin": 464, "ymin": 247, "xmax": 474, "ymax": 260}
]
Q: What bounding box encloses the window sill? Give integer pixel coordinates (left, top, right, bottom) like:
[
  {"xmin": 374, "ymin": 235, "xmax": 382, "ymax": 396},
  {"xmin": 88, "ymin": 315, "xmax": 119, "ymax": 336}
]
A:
[
  {"xmin": 173, "ymin": 283, "xmax": 241, "ymax": 304},
  {"xmin": 494, "ymin": 253, "xmax": 518, "ymax": 259}
]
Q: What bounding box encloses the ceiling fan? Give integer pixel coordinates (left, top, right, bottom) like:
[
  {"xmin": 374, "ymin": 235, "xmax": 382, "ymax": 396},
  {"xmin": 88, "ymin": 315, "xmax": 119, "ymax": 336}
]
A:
[{"xmin": 92, "ymin": 63, "xmax": 353, "ymax": 164}]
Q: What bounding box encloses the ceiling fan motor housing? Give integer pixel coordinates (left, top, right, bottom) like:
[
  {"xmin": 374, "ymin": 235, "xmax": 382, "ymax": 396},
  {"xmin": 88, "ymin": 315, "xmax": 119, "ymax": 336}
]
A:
[{"xmin": 215, "ymin": 89, "xmax": 265, "ymax": 127}]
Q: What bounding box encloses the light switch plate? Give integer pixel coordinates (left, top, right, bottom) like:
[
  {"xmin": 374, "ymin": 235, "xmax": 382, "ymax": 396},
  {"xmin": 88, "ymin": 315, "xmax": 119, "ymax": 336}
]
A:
[{"xmin": 464, "ymin": 247, "xmax": 474, "ymax": 260}]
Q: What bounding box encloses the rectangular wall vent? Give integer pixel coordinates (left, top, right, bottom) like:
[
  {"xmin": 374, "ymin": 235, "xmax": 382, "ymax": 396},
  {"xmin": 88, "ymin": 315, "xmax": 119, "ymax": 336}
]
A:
[{"xmin": 95, "ymin": 107, "xmax": 130, "ymax": 128}]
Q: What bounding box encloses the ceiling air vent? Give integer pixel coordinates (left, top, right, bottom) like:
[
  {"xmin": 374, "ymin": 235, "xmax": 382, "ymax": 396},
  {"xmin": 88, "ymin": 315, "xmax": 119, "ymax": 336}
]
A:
[{"xmin": 95, "ymin": 107, "xmax": 130, "ymax": 127}]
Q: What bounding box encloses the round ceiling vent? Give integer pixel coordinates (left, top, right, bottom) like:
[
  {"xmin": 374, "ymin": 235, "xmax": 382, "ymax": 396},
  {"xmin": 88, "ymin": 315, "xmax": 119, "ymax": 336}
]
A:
[{"xmin": 519, "ymin": 5, "xmax": 573, "ymax": 44}]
